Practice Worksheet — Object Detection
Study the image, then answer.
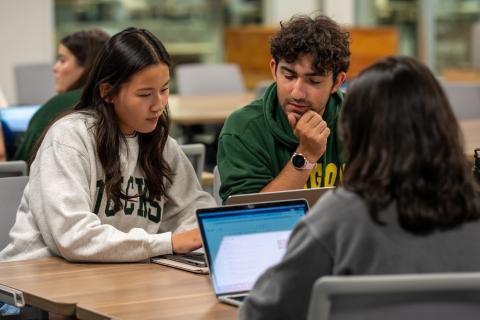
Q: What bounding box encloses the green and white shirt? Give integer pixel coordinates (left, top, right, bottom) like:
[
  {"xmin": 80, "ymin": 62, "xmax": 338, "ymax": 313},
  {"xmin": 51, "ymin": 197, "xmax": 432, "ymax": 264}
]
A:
[{"xmin": 0, "ymin": 113, "xmax": 215, "ymax": 262}]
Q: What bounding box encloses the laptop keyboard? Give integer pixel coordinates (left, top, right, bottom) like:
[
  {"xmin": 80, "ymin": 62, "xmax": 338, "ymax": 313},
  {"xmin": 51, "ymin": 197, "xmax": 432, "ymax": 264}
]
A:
[
  {"xmin": 230, "ymin": 296, "xmax": 246, "ymax": 302},
  {"xmin": 182, "ymin": 253, "xmax": 206, "ymax": 262},
  {"xmin": 163, "ymin": 253, "xmax": 207, "ymax": 267}
]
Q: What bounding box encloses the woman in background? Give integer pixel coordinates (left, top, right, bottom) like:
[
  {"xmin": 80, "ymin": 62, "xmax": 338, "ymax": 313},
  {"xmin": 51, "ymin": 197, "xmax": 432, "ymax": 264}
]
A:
[
  {"xmin": 239, "ymin": 56, "xmax": 480, "ymax": 320},
  {"xmin": 13, "ymin": 29, "xmax": 109, "ymax": 162}
]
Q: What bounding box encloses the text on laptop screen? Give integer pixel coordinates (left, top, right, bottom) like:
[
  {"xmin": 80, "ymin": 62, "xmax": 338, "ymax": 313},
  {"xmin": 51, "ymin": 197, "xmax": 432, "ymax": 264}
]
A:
[{"xmin": 198, "ymin": 202, "xmax": 306, "ymax": 295}]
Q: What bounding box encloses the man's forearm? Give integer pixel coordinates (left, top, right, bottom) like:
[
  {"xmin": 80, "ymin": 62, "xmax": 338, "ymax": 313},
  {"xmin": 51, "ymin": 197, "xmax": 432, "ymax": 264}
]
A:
[{"xmin": 261, "ymin": 161, "xmax": 313, "ymax": 192}]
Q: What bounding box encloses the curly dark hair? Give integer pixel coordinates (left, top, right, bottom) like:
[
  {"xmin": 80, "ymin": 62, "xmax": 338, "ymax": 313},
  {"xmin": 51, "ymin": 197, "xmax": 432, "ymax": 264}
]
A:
[
  {"xmin": 270, "ymin": 14, "xmax": 350, "ymax": 79},
  {"xmin": 340, "ymin": 56, "xmax": 480, "ymax": 234}
]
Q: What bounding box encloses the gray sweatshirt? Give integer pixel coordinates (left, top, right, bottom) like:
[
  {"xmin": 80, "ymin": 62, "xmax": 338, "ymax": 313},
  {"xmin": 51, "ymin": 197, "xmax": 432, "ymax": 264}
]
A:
[
  {"xmin": 0, "ymin": 113, "xmax": 216, "ymax": 262},
  {"xmin": 240, "ymin": 188, "xmax": 480, "ymax": 320}
]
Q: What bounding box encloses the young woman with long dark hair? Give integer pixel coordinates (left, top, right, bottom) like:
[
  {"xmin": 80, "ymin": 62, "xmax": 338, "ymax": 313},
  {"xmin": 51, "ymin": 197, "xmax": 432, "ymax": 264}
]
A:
[{"xmin": 0, "ymin": 27, "xmax": 215, "ymax": 262}]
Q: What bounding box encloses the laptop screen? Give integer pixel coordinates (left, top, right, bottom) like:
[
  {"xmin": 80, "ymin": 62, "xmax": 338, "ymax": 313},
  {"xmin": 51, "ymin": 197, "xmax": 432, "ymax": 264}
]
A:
[
  {"xmin": 0, "ymin": 105, "xmax": 40, "ymax": 132},
  {"xmin": 226, "ymin": 187, "xmax": 334, "ymax": 207},
  {"xmin": 0, "ymin": 105, "xmax": 40, "ymax": 159},
  {"xmin": 197, "ymin": 200, "xmax": 308, "ymax": 295}
]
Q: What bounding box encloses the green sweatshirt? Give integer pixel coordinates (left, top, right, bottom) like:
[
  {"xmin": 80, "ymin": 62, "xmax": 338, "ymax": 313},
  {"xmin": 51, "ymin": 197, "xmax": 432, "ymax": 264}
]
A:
[
  {"xmin": 217, "ymin": 82, "xmax": 344, "ymax": 202},
  {"xmin": 13, "ymin": 88, "xmax": 82, "ymax": 162}
]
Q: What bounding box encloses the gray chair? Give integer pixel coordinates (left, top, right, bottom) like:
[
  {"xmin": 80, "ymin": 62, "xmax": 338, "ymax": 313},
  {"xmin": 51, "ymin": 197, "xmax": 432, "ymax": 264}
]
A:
[
  {"xmin": 0, "ymin": 160, "xmax": 28, "ymax": 178},
  {"xmin": 254, "ymin": 80, "xmax": 274, "ymax": 98},
  {"xmin": 176, "ymin": 63, "xmax": 246, "ymax": 95},
  {"xmin": 307, "ymin": 273, "xmax": 480, "ymax": 320},
  {"xmin": 15, "ymin": 63, "xmax": 56, "ymax": 105},
  {"xmin": 180, "ymin": 143, "xmax": 206, "ymax": 181},
  {"xmin": 175, "ymin": 63, "xmax": 246, "ymax": 170},
  {"xmin": 213, "ymin": 165, "xmax": 222, "ymax": 205},
  {"xmin": 0, "ymin": 176, "xmax": 28, "ymax": 251},
  {"xmin": 441, "ymin": 82, "xmax": 480, "ymax": 120}
]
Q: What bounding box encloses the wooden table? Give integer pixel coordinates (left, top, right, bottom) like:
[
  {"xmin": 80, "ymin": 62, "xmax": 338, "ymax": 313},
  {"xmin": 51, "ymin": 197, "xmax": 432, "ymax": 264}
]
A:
[
  {"xmin": 167, "ymin": 93, "xmax": 478, "ymax": 153},
  {"xmin": 0, "ymin": 258, "xmax": 237, "ymax": 320},
  {"xmin": 460, "ymin": 118, "xmax": 480, "ymax": 158},
  {"xmin": 202, "ymin": 171, "xmax": 214, "ymax": 187},
  {"xmin": 168, "ymin": 92, "xmax": 255, "ymax": 126}
]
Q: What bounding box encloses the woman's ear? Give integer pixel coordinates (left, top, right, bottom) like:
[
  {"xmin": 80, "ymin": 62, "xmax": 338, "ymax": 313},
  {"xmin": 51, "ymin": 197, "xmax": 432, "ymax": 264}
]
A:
[{"xmin": 99, "ymin": 83, "xmax": 113, "ymax": 103}]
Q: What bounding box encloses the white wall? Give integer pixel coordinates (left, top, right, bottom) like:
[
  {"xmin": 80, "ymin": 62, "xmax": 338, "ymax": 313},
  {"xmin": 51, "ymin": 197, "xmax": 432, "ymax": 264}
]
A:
[
  {"xmin": 262, "ymin": 0, "xmax": 321, "ymax": 26},
  {"xmin": 323, "ymin": 0, "xmax": 354, "ymax": 25},
  {"xmin": 262, "ymin": 0, "xmax": 354, "ymax": 26},
  {"xmin": 0, "ymin": 0, "xmax": 54, "ymax": 105}
]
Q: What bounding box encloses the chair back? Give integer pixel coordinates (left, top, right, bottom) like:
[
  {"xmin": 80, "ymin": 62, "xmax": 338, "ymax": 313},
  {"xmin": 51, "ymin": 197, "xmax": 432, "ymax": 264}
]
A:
[
  {"xmin": 213, "ymin": 165, "xmax": 221, "ymax": 205},
  {"xmin": 0, "ymin": 160, "xmax": 28, "ymax": 178},
  {"xmin": 176, "ymin": 63, "xmax": 246, "ymax": 95},
  {"xmin": 308, "ymin": 273, "xmax": 480, "ymax": 320},
  {"xmin": 0, "ymin": 176, "xmax": 28, "ymax": 249},
  {"xmin": 441, "ymin": 82, "xmax": 480, "ymax": 120},
  {"xmin": 15, "ymin": 63, "xmax": 55, "ymax": 105},
  {"xmin": 180, "ymin": 143, "xmax": 205, "ymax": 181}
]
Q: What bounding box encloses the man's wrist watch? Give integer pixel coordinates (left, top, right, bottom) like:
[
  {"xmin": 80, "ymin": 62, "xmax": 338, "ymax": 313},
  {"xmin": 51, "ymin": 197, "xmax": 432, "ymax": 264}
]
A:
[{"xmin": 291, "ymin": 152, "xmax": 317, "ymax": 170}]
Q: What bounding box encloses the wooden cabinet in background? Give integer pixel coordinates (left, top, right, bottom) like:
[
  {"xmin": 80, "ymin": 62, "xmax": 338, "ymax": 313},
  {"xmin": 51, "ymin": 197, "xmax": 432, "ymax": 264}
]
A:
[
  {"xmin": 348, "ymin": 27, "xmax": 398, "ymax": 78},
  {"xmin": 442, "ymin": 69, "xmax": 480, "ymax": 83},
  {"xmin": 224, "ymin": 25, "xmax": 399, "ymax": 89},
  {"xmin": 224, "ymin": 26, "xmax": 277, "ymax": 89}
]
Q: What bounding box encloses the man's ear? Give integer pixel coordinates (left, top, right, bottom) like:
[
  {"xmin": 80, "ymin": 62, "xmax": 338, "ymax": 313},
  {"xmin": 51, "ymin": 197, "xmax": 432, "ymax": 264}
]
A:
[
  {"xmin": 99, "ymin": 83, "xmax": 113, "ymax": 103},
  {"xmin": 331, "ymin": 72, "xmax": 347, "ymax": 93},
  {"xmin": 269, "ymin": 58, "xmax": 278, "ymax": 81}
]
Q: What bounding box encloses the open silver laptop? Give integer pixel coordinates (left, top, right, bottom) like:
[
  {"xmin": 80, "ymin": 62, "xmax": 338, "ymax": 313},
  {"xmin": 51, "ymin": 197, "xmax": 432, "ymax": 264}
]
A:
[
  {"xmin": 151, "ymin": 249, "xmax": 208, "ymax": 274},
  {"xmin": 226, "ymin": 187, "xmax": 334, "ymax": 208},
  {"xmin": 196, "ymin": 199, "xmax": 308, "ymax": 307}
]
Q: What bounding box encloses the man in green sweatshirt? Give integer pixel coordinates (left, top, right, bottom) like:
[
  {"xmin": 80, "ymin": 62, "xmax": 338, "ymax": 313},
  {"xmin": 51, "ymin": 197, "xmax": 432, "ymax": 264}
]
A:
[{"xmin": 217, "ymin": 14, "xmax": 351, "ymax": 202}]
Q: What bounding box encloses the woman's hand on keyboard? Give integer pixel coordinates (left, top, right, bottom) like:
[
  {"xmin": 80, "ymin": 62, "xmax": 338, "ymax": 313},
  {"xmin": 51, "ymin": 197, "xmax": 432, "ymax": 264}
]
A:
[{"xmin": 171, "ymin": 228, "xmax": 202, "ymax": 254}]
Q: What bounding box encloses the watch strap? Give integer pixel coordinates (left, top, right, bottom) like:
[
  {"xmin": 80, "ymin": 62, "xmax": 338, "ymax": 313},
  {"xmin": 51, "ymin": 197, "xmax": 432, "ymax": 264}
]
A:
[{"xmin": 291, "ymin": 152, "xmax": 317, "ymax": 170}]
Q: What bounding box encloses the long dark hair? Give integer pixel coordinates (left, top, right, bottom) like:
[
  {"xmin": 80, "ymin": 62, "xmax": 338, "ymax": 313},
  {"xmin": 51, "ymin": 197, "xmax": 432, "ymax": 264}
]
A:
[
  {"xmin": 340, "ymin": 56, "xmax": 480, "ymax": 234},
  {"xmin": 76, "ymin": 27, "xmax": 173, "ymax": 211},
  {"xmin": 60, "ymin": 29, "xmax": 110, "ymax": 91}
]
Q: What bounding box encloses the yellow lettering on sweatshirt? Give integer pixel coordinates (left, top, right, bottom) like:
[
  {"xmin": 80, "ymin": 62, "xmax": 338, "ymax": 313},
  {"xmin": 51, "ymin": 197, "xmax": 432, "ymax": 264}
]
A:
[{"xmin": 305, "ymin": 163, "xmax": 343, "ymax": 188}]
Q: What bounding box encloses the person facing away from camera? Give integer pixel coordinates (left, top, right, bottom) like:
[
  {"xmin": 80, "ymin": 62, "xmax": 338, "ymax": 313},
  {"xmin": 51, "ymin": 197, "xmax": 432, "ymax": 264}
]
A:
[
  {"xmin": 13, "ymin": 29, "xmax": 110, "ymax": 162},
  {"xmin": 239, "ymin": 56, "xmax": 480, "ymax": 320},
  {"xmin": 217, "ymin": 14, "xmax": 350, "ymax": 202},
  {"xmin": 0, "ymin": 27, "xmax": 215, "ymax": 262}
]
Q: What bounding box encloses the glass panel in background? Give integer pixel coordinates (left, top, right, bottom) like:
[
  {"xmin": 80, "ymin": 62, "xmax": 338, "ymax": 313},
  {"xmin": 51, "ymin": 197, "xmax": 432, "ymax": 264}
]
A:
[
  {"xmin": 355, "ymin": 0, "xmax": 418, "ymax": 57},
  {"xmin": 54, "ymin": 0, "xmax": 262, "ymax": 93},
  {"xmin": 435, "ymin": 0, "xmax": 480, "ymax": 79},
  {"xmin": 356, "ymin": 0, "xmax": 480, "ymax": 77}
]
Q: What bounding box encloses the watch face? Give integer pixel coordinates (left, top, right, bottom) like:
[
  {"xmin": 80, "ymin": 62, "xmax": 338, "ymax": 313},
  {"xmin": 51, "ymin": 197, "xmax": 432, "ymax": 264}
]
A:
[{"xmin": 292, "ymin": 154, "xmax": 306, "ymax": 168}]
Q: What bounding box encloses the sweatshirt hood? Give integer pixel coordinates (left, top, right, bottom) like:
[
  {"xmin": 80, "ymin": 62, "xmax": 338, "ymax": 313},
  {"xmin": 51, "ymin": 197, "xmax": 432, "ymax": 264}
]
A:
[{"xmin": 263, "ymin": 82, "xmax": 344, "ymax": 150}]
